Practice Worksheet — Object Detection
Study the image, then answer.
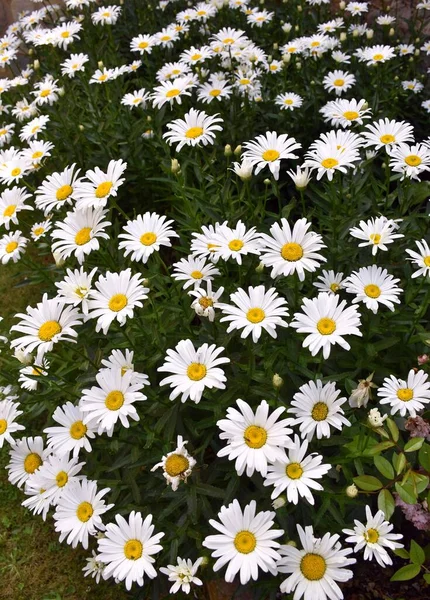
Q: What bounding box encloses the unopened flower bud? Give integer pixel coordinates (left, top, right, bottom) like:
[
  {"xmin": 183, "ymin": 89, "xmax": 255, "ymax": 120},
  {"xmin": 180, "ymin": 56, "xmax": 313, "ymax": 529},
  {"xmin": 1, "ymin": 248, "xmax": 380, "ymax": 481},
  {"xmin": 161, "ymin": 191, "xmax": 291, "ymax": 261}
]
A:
[
  {"xmin": 346, "ymin": 483, "xmax": 358, "ymax": 498},
  {"xmin": 28, "ymin": 48, "xmax": 33, "ymax": 56},
  {"xmin": 264, "ymin": 178, "xmax": 271, "ymax": 185},
  {"xmin": 415, "ymin": 49, "xmax": 420, "ymax": 57},
  {"xmin": 272, "ymin": 495, "xmax": 286, "ymax": 509},
  {"xmin": 366, "ymin": 29, "xmax": 374, "ymax": 40},
  {"xmin": 14, "ymin": 349, "xmax": 33, "ymax": 365},
  {"xmin": 418, "ymin": 354, "xmax": 429, "ymax": 365},
  {"xmin": 58, "ymin": 87, "xmax": 65, "ymax": 96},
  {"xmin": 283, "ymin": 53, "xmax": 291, "ymax": 63},
  {"xmin": 297, "ymin": 5, "xmax": 302, "ymax": 12},
  {"xmin": 352, "ymin": 29, "xmax": 359, "ymax": 38},
  {"xmin": 294, "ymin": 24, "xmax": 300, "ymax": 31},
  {"xmin": 255, "ymin": 261, "xmax": 264, "ymax": 273},
  {"xmin": 171, "ymin": 158, "xmax": 181, "ymax": 174},
  {"xmin": 224, "ymin": 144, "xmax": 232, "ymax": 157},
  {"xmin": 296, "ymin": 61, "xmax": 302, "ymax": 70},
  {"xmin": 273, "ymin": 373, "xmax": 284, "ymax": 389},
  {"xmin": 233, "ymin": 145, "xmax": 241, "ymax": 156},
  {"xmin": 142, "ymin": 278, "xmax": 150, "ymax": 287},
  {"xmin": 339, "ymin": 1, "xmax": 346, "ymax": 9},
  {"xmin": 200, "ymin": 556, "xmax": 209, "ymax": 567},
  {"xmin": 98, "ymin": 60, "xmax": 104, "ymax": 69},
  {"xmin": 340, "ymin": 32, "xmax": 347, "ymax": 42},
  {"xmin": 273, "ymin": 43, "xmax": 278, "ymax": 51},
  {"xmin": 33, "ymin": 59, "xmax": 40, "ymax": 70},
  {"xmin": 78, "ymin": 124, "xmax": 84, "ymax": 131},
  {"xmin": 52, "ymin": 251, "xmax": 65, "ymax": 266},
  {"xmin": 286, "ymin": 540, "xmax": 297, "ymax": 547},
  {"xmin": 389, "ymin": 28, "xmax": 395, "ymax": 37}
]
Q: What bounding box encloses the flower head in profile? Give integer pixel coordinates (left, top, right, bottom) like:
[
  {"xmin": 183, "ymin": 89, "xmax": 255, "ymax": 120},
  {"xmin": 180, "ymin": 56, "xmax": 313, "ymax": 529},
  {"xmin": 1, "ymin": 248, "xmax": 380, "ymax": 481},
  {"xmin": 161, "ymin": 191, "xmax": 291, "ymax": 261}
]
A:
[
  {"xmin": 406, "ymin": 239, "xmax": 430, "ymax": 278},
  {"xmin": 0, "ymin": 399, "xmax": 25, "ymax": 448},
  {"xmin": 151, "ymin": 435, "xmax": 196, "ymax": 491}
]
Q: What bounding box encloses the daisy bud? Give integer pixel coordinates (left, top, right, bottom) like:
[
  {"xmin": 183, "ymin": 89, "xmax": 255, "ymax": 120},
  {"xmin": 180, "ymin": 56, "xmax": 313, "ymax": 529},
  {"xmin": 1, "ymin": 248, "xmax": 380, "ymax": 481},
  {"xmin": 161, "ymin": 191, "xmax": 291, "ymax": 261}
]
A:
[
  {"xmin": 224, "ymin": 144, "xmax": 232, "ymax": 157},
  {"xmin": 295, "ymin": 25, "xmax": 300, "ymax": 31},
  {"xmin": 79, "ymin": 124, "xmax": 85, "ymax": 131},
  {"xmin": 366, "ymin": 29, "xmax": 374, "ymax": 39},
  {"xmin": 336, "ymin": 464, "xmax": 342, "ymax": 472},
  {"xmin": 346, "ymin": 483, "xmax": 358, "ymax": 498},
  {"xmin": 273, "ymin": 43, "xmax": 278, "ymax": 51},
  {"xmin": 28, "ymin": 48, "xmax": 33, "ymax": 55},
  {"xmin": 273, "ymin": 373, "xmax": 284, "ymax": 389},
  {"xmin": 142, "ymin": 278, "xmax": 150, "ymax": 287},
  {"xmin": 352, "ymin": 29, "xmax": 359, "ymax": 38},
  {"xmin": 286, "ymin": 540, "xmax": 297, "ymax": 547},
  {"xmin": 255, "ymin": 261, "xmax": 264, "ymax": 273},
  {"xmin": 14, "ymin": 349, "xmax": 33, "ymax": 365},
  {"xmin": 33, "ymin": 59, "xmax": 40, "ymax": 70},
  {"xmin": 58, "ymin": 87, "xmax": 65, "ymax": 96},
  {"xmin": 339, "ymin": 1, "xmax": 346, "ymax": 9},
  {"xmin": 234, "ymin": 145, "xmax": 241, "ymax": 156},
  {"xmin": 171, "ymin": 158, "xmax": 181, "ymax": 174},
  {"xmin": 264, "ymin": 178, "xmax": 271, "ymax": 185},
  {"xmin": 283, "ymin": 53, "xmax": 291, "ymax": 63},
  {"xmin": 414, "ymin": 49, "xmax": 420, "ymax": 57},
  {"xmin": 296, "ymin": 61, "xmax": 302, "ymax": 70},
  {"xmin": 98, "ymin": 61, "xmax": 104, "ymax": 69},
  {"xmin": 272, "ymin": 495, "xmax": 286, "ymax": 509},
  {"xmin": 368, "ymin": 408, "xmax": 388, "ymax": 428},
  {"xmin": 340, "ymin": 32, "xmax": 347, "ymax": 41},
  {"xmin": 389, "ymin": 28, "xmax": 395, "ymax": 37},
  {"xmin": 200, "ymin": 556, "xmax": 209, "ymax": 567},
  {"xmin": 52, "ymin": 251, "xmax": 65, "ymax": 266},
  {"xmin": 418, "ymin": 354, "xmax": 429, "ymax": 365},
  {"xmin": 297, "ymin": 5, "xmax": 302, "ymax": 12}
]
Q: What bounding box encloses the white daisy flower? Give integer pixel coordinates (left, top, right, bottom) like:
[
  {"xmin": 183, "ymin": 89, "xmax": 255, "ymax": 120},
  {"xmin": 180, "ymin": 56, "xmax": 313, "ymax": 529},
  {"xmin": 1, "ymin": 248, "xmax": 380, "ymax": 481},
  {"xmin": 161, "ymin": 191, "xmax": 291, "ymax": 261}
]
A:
[
  {"xmin": 314, "ymin": 270, "xmax": 345, "ymax": 294},
  {"xmin": 388, "ymin": 142, "xmax": 430, "ymax": 180},
  {"xmin": 89, "ymin": 67, "xmax": 116, "ymax": 85},
  {"xmin": 118, "ymin": 211, "xmax": 178, "ymax": 262},
  {"xmin": 34, "ymin": 163, "xmax": 83, "ymax": 215},
  {"xmin": 320, "ymin": 98, "xmax": 372, "ymax": 128},
  {"xmin": 275, "ymin": 92, "xmax": 303, "ymax": 111},
  {"xmin": 22, "ymin": 139, "xmax": 54, "ymax": 165},
  {"xmin": 31, "ymin": 219, "xmax": 51, "ymax": 241},
  {"xmin": 100, "ymin": 349, "xmax": 149, "ymax": 388},
  {"xmin": 401, "ymin": 79, "xmax": 424, "ymax": 93},
  {"xmin": 22, "ymin": 479, "xmax": 52, "ymax": 520},
  {"xmin": 54, "ymin": 479, "xmax": 113, "ymax": 549},
  {"xmin": 163, "ymin": 108, "xmax": 223, "ymax": 151},
  {"xmin": 158, "ymin": 339, "xmax": 229, "ymax": 404},
  {"xmin": 87, "ymin": 269, "xmax": 149, "ymax": 335},
  {"xmin": 406, "ymin": 239, "xmax": 430, "ymax": 278},
  {"xmin": 156, "ymin": 61, "xmax": 191, "ymax": 82},
  {"xmin": 362, "ymin": 118, "xmax": 414, "ymax": 151},
  {"xmin": 55, "ymin": 267, "xmax": 98, "ymax": 316},
  {"xmin": 31, "ymin": 76, "xmax": 60, "ymax": 106},
  {"xmin": 217, "ymin": 399, "xmax": 294, "ymax": 477},
  {"xmin": 74, "ymin": 159, "xmax": 127, "ymax": 210},
  {"xmin": 160, "ymin": 557, "xmax": 203, "ymax": 594},
  {"xmin": 218, "ymin": 285, "xmax": 289, "ymax": 343},
  {"xmin": 153, "ymin": 27, "xmax": 180, "ymax": 47},
  {"xmin": 242, "ymin": 131, "xmax": 301, "ymax": 180},
  {"xmin": 97, "ymin": 511, "xmax": 164, "ymax": 590},
  {"xmin": 26, "ymin": 453, "xmax": 85, "ymax": 506},
  {"xmin": 82, "ymin": 550, "xmax": 105, "ymax": 584},
  {"xmin": 357, "ymin": 44, "xmax": 395, "ymax": 65},
  {"xmin": 52, "ymin": 21, "xmax": 82, "ymax": 49},
  {"xmin": 18, "ymin": 358, "xmax": 49, "ymax": 391},
  {"xmin": 10, "ymin": 294, "xmax": 83, "ymax": 361},
  {"xmin": 0, "ymin": 155, "xmax": 32, "ymax": 185},
  {"xmin": 211, "ymin": 220, "xmax": 261, "ymax": 265},
  {"xmin": 180, "ymin": 45, "xmax": 213, "ymax": 65},
  {"xmin": 349, "ymin": 216, "xmax": 404, "ymax": 255},
  {"xmin": 230, "ymin": 158, "xmax": 254, "ymax": 180},
  {"xmin": 343, "ymin": 506, "xmax": 403, "ymax": 567},
  {"xmin": 151, "ymin": 76, "xmax": 194, "ymax": 110},
  {"xmin": 0, "ymin": 399, "xmax": 25, "ymax": 448},
  {"xmin": 323, "ymin": 70, "xmax": 356, "ymax": 95},
  {"xmin": 121, "ymin": 88, "xmax": 151, "ymax": 109},
  {"xmin": 190, "ymin": 224, "xmax": 222, "ymax": 263},
  {"xmin": 197, "ymin": 79, "xmax": 233, "ymax": 103},
  {"xmin": 19, "ymin": 115, "xmax": 49, "ymax": 142},
  {"xmin": 6, "ymin": 435, "xmax": 48, "ymax": 488},
  {"xmin": 288, "ymin": 380, "xmax": 351, "ymax": 441},
  {"xmin": 377, "ymin": 369, "xmax": 430, "ymax": 417},
  {"xmin": 286, "ymin": 165, "xmax": 312, "ymax": 189},
  {"xmin": 304, "ymin": 137, "xmax": 361, "ymax": 181},
  {"xmin": 130, "ymin": 34, "xmax": 156, "ymax": 55},
  {"xmin": 51, "ymin": 207, "xmax": 111, "ymax": 264},
  {"xmin": 11, "ymin": 98, "xmax": 38, "ymax": 122},
  {"xmin": 259, "ymin": 218, "xmax": 326, "ymax": 281},
  {"xmin": 263, "ymin": 435, "xmax": 331, "ymax": 504},
  {"xmin": 344, "ymin": 266, "xmax": 402, "ymax": 314},
  {"xmin": 202, "ymin": 499, "xmax": 283, "ymax": 584},
  {"xmin": 0, "ymin": 122, "xmax": 14, "ymax": 147},
  {"xmin": 189, "ymin": 280, "xmax": 224, "ymax": 322},
  {"xmin": 44, "ymin": 401, "xmax": 98, "ymax": 458},
  {"xmin": 79, "ymin": 368, "xmax": 147, "ymax": 437},
  {"xmin": 151, "ymin": 435, "xmax": 196, "ymax": 491},
  {"xmin": 0, "ymin": 229, "xmax": 27, "ymax": 263},
  {"xmin": 91, "ymin": 5, "xmax": 122, "ymax": 26},
  {"xmin": 277, "ymin": 524, "xmax": 355, "ymax": 599},
  {"xmin": 60, "ymin": 53, "xmax": 89, "ymax": 77},
  {"xmin": 291, "ymin": 292, "xmax": 362, "ymax": 359},
  {"xmin": 171, "ymin": 256, "xmax": 220, "ymax": 290}
]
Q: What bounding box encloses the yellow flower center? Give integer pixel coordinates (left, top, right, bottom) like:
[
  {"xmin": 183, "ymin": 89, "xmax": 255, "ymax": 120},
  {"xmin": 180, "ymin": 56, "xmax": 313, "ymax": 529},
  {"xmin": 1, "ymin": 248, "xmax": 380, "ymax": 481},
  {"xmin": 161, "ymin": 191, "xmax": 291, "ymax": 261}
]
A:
[
  {"xmin": 5, "ymin": 241, "xmax": 18, "ymax": 253},
  {"xmin": 33, "ymin": 227, "xmax": 45, "ymax": 237},
  {"xmin": 140, "ymin": 232, "xmax": 157, "ymax": 246},
  {"xmin": 234, "ymin": 531, "xmax": 257, "ymax": 554},
  {"xmin": 74, "ymin": 286, "xmax": 88, "ymax": 298},
  {"xmin": 32, "ymin": 367, "xmax": 43, "ymax": 376},
  {"xmin": 369, "ymin": 233, "xmax": 381, "ymax": 244},
  {"xmin": 316, "ymin": 317, "xmax": 336, "ymax": 335},
  {"xmin": 161, "ymin": 35, "xmax": 171, "ymax": 42},
  {"xmin": 288, "ymin": 47, "xmax": 297, "ymax": 53},
  {"xmin": 76, "ymin": 501, "xmax": 94, "ymax": 522},
  {"xmin": 321, "ymin": 158, "xmax": 339, "ymax": 169},
  {"xmin": 239, "ymin": 78, "xmax": 250, "ymax": 85},
  {"xmin": 373, "ymin": 53, "xmax": 384, "ymax": 61},
  {"xmin": 300, "ymin": 553, "xmax": 327, "ymax": 581},
  {"xmin": 56, "ymin": 470, "xmax": 69, "ymax": 488},
  {"xmin": 262, "ymin": 149, "xmax": 280, "ymax": 162},
  {"xmin": 124, "ymin": 539, "xmax": 143, "ymax": 560},
  {"xmin": 270, "ymin": 64, "xmax": 278, "ymax": 71},
  {"xmin": 343, "ymin": 111, "xmax": 359, "ymax": 120},
  {"xmin": 228, "ymin": 239, "xmax": 244, "ymax": 252},
  {"xmin": 95, "ymin": 181, "xmax": 113, "ymax": 198},
  {"xmin": 0, "ymin": 419, "xmax": 7, "ymax": 434},
  {"xmin": 185, "ymin": 126, "xmax": 203, "ymax": 139},
  {"xmin": 405, "ymin": 154, "xmax": 421, "ymax": 167},
  {"xmin": 0, "ymin": 128, "xmax": 8, "ymax": 135},
  {"xmin": 364, "ymin": 528, "xmax": 380, "ymax": 544},
  {"xmin": 38, "ymin": 320, "xmax": 62, "ymax": 341},
  {"xmin": 166, "ymin": 88, "xmax": 180, "ymax": 98},
  {"xmin": 333, "ymin": 78, "xmax": 345, "ymax": 86},
  {"xmin": 223, "ymin": 37, "xmax": 235, "ymax": 44},
  {"xmin": 286, "ymin": 462, "xmax": 303, "ymax": 479},
  {"xmin": 191, "ymin": 270, "xmax": 203, "ymax": 280},
  {"xmin": 330, "ymin": 282, "xmax": 340, "ymax": 293},
  {"xmin": 31, "ymin": 125, "xmax": 40, "ymax": 134},
  {"xmin": 56, "ymin": 184, "xmax": 73, "ymax": 201},
  {"xmin": 284, "ymin": 99, "xmax": 293, "ymax": 105},
  {"xmin": 164, "ymin": 453, "xmax": 190, "ymax": 476},
  {"xmin": 397, "ymin": 387, "xmax": 413, "ymax": 402},
  {"xmin": 98, "ymin": 74, "xmax": 108, "ymax": 82},
  {"xmin": 364, "ymin": 284, "xmax": 381, "ymax": 298},
  {"xmin": 61, "ymin": 31, "xmax": 70, "ymax": 38},
  {"xmin": 186, "ymin": 362, "xmax": 207, "ymax": 381},
  {"xmin": 11, "ymin": 168, "xmax": 21, "ymax": 177},
  {"xmin": 40, "ymin": 90, "xmax": 51, "ymax": 98},
  {"xmin": 380, "ymin": 134, "xmax": 395, "ymax": 144},
  {"xmin": 105, "ymin": 390, "xmax": 125, "ymax": 410},
  {"xmin": 139, "ymin": 41, "xmax": 149, "ymax": 49},
  {"xmin": 108, "ymin": 293, "xmax": 128, "ymax": 312},
  {"xmin": 32, "ymin": 151, "xmax": 43, "ymax": 159},
  {"xmin": 102, "ymin": 11, "xmax": 111, "ymax": 17},
  {"xmin": 198, "ymin": 296, "xmax": 213, "ymax": 308},
  {"xmin": 74, "ymin": 227, "xmax": 92, "ymax": 246},
  {"xmin": 209, "ymin": 89, "xmax": 221, "ymax": 97},
  {"xmin": 24, "ymin": 452, "xmax": 42, "ymax": 474},
  {"xmin": 424, "ymin": 256, "xmax": 430, "ymax": 267},
  {"xmin": 3, "ymin": 204, "xmax": 16, "ymax": 217},
  {"xmin": 70, "ymin": 420, "xmax": 87, "ymax": 440},
  {"xmin": 311, "ymin": 402, "xmax": 329, "ymax": 421},
  {"xmin": 191, "ymin": 53, "xmax": 202, "ymax": 61},
  {"xmin": 311, "ymin": 41, "xmax": 320, "ymax": 47},
  {"xmin": 197, "ymin": 10, "xmax": 206, "ymax": 15},
  {"xmin": 246, "ymin": 308, "xmax": 265, "ymax": 323},
  {"xmin": 244, "ymin": 425, "xmax": 267, "ymax": 449},
  {"xmin": 281, "ymin": 242, "xmax": 303, "ymax": 261}
]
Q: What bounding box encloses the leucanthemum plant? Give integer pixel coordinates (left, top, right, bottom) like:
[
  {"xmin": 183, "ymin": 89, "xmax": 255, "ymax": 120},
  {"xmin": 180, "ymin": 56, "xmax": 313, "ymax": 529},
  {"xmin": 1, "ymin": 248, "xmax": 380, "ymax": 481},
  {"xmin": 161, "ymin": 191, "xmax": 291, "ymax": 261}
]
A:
[{"xmin": 0, "ymin": 0, "xmax": 429, "ymax": 596}]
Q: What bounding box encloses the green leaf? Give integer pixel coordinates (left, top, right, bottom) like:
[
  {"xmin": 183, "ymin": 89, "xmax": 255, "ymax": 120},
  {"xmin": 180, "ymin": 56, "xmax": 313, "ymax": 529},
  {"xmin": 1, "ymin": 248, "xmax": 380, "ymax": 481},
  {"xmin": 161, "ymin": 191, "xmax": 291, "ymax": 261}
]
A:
[
  {"xmin": 410, "ymin": 540, "xmax": 426, "ymax": 566},
  {"xmin": 418, "ymin": 443, "xmax": 430, "ymax": 473},
  {"xmin": 412, "ymin": 473, "xmax": 429, "ymax": 495},
  {"xmin": 390, "ymin": 564, "xmax": 421, "ymax": 582},
  {"xmin": 377, "ymin": 489, "xmax": 395, "ymax": 520},
  {"xmin": 353, "ymin": 475, "xmax": 383, "ymax": 491},
  {"xmin": 424, "ymin": 573, "xmax": 430, "ymax": 584},
  {"xmin": 365, "ymin": 441, "xmax": 395, "ymax": 456},
  {"xmin": 386, "ymin": 418, "xmax": 399, "ymax": 443},
  {"xmin": 394, "ymin": 548, "xmax": 410, "ymax": 559},
  {"xmin": 393, "ymin": 452, "xmax": 407, "ymax": 476},
  {"xmin": 374, "ymin": 456, "xmax": 394, "ymax": 480},
  {"xmin": 404, "ymin": 437, "xmax": 425, "ymax": 453},
  {"xmin": 395, "ymin": 481, "xmax": 417, "ymax": 505}
]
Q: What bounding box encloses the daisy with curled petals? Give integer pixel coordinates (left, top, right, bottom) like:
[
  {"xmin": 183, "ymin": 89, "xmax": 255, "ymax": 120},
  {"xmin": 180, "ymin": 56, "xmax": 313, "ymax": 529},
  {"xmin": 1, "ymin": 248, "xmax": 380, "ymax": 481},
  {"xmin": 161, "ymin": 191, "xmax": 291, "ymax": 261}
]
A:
[
  {"xmin": 87, "ymin": 269, "xmax": 149, "ymax": 335},
  {"xmin": 343, "ymin": 506, "xmax": 403, "ymax": 567},
  {"xmin": 377, "ymin": 369, "xmax": 430, "ymax": 418},
  {"xmin": 51, "ymin": 207, "xmax": 111, "ymax": 265},
  {"xmin": 263, "ymin": 435, "xmax": 330, "ymax": 504},
  {"xmin": 79, "ymin": 368, "xmax": 147, "ymax": 437},
  {"xmin": 304, "ymin": 138, "xmax": 360, "ymax": 181},
  {"xmin": 151, "ymin": 435, "xmax": 196, "ymax": 491},
  {"xmin": 202, "ymin": 499, "xmax": 283, "ymax": 585},
  {"xmin": 259, "ymin": 218, "xmax": 326, "ymax": 281},
  {"xmin": 22, "ymin": 481, "xmax": 51, "ymax": 521},
  {"xmin": 10, "ymin": 294, "xmax": 82, "ymax": 361},
  {"xmin": 314, "ymin": 270, "xmax": 345, "ymax": 294},
  {"xmin": 189, "ymin": 280, "xmax": 224, "ymax": 322},
  {"xmin": 288, "ymin": 380, "xmax": 350, "ymax": 441},
  {"xmin": 190, "ymin": 224, "xmax": 222, "ymax": 263},
  {"xmin": 0, "ymin": 155, "xmax": 32, "ymax": 186},
  {"xmin": 387, "ymin": 142, "xmax": 430, "ymax": 180},
  {"xmin": 406, "ymin": 239, "xmax": 430, "ymax": 278},
  {"xmin": 7, "ymin": 435, "xmax": 48, "ymax": 488},
  {"xmin": 74, "ymin": 159, "xmax": 127, "ymax": 210},
  {"xmin": 97, "ymin": 511, "xmax": 164, "ymax": 591},
  {"xmin": 172, "ymin": 256, "xmax": 220, "ymax": 290},
  {"xmin": 357, "ymin": 44, "xmax": 396, "ymax": 65},
  {"xmin": 18, "ymin": 358, "xmax": 49, "ymax": 391},
  {"xmin": 91, "ymin": 5, "xmax": 122, "ymax": 26},
  {"xmin": 217, "ymin": 399, "xmax": 294, "ymax": 477},
  {"xmin": 151, "ymin": 76, "xmax": 194, "ymax": 110},
  {"xmin": 275, "ymin": 92, "xmax": 303, "ymax": 111},
  {"xmin": 320, "ymin": 98, "xmax": 372, "ymax": 128},
  {"xmin": 211, "ymin": 221, "xmax": 261, "ymax": 265},
  {"xmin": 160, "ymin": 557, "xmax": 203, "ymax": 594},
  {"xmin": 277, "ymin": 524, "xmax": 355, "ymax": 600},
  {"xmin": 163, "ymin": 108, "xmax": 223, "ymax": 151},
  {"xmin": 19, "ymin": 115, "xmax": 49, "ymax": 142},
  {"xmin": 60, "ymin": 53, "xmax": 89, "ymax": 78},
  {"xmin": 349, "ymin": 216, "xmax": 403, "ymax": 255},
  {"xmin": 291, "ymin": 292, "xmax": 362, "ymax": 359},
  {"xmin": 22, "ymin": 140, "xmax": 54, "ymax": 166},
  {"xmin": 44, "ymin": 402, "xmax": 97, "ymax": 458},
  {"xmin": 82, "ymin": 550, "xmax": 105, "ymax": 584},
  {"xmin": 219, "ymin": 285, "xmax": 289, "ymax": 343},
  {"xmin": 0, "ymin": 229, "xmax": 27, "ymax": 263},
  {"xmin": 344, "ymin": 266, "xmax": 402, "ymax": 314},
  {"xmin": 323, "ymin": 70, "xmax": 356, "ymax": 96},
  {"xmin": 362, "ymin": 118, "xmax": 414, "ymax": 150},
  {"xmin": 34, "ymin": 163, "xmax": 82, "ymax": 215},
  {"xmin": 0, "ymin": 123, "xmax": 14, "ymax": 147},
  {"xmin": 118, "ymin": 212, "xmax": 178, "ymax": 263},
  {"xmin": 26, "ymin": 454, "xmax": 85, "ymax": 506},
  {"xmin": 242, "ymin": 131, "xmax": 301, "ymax": 180},
  {"xmin": 55, "ymin": 266, "xmax": 98, "ymax": 316},
  {"xmin": 0, "ymin": 399, "xmax": 25, "ymax": 448},
  {"xmin": 158, "ymin": 339, "xmax": 229, "ymax": 404},
  {"xmin": 121, "ymin": 89, "xmax": 150, "ymax": 109},
  {"xmin": 100, "ymin": 349, "xmax": 149, "ymax": 388},
  {"xmin": 54, "ymin": 479, "xmax": 113, "ymax": 549}
]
